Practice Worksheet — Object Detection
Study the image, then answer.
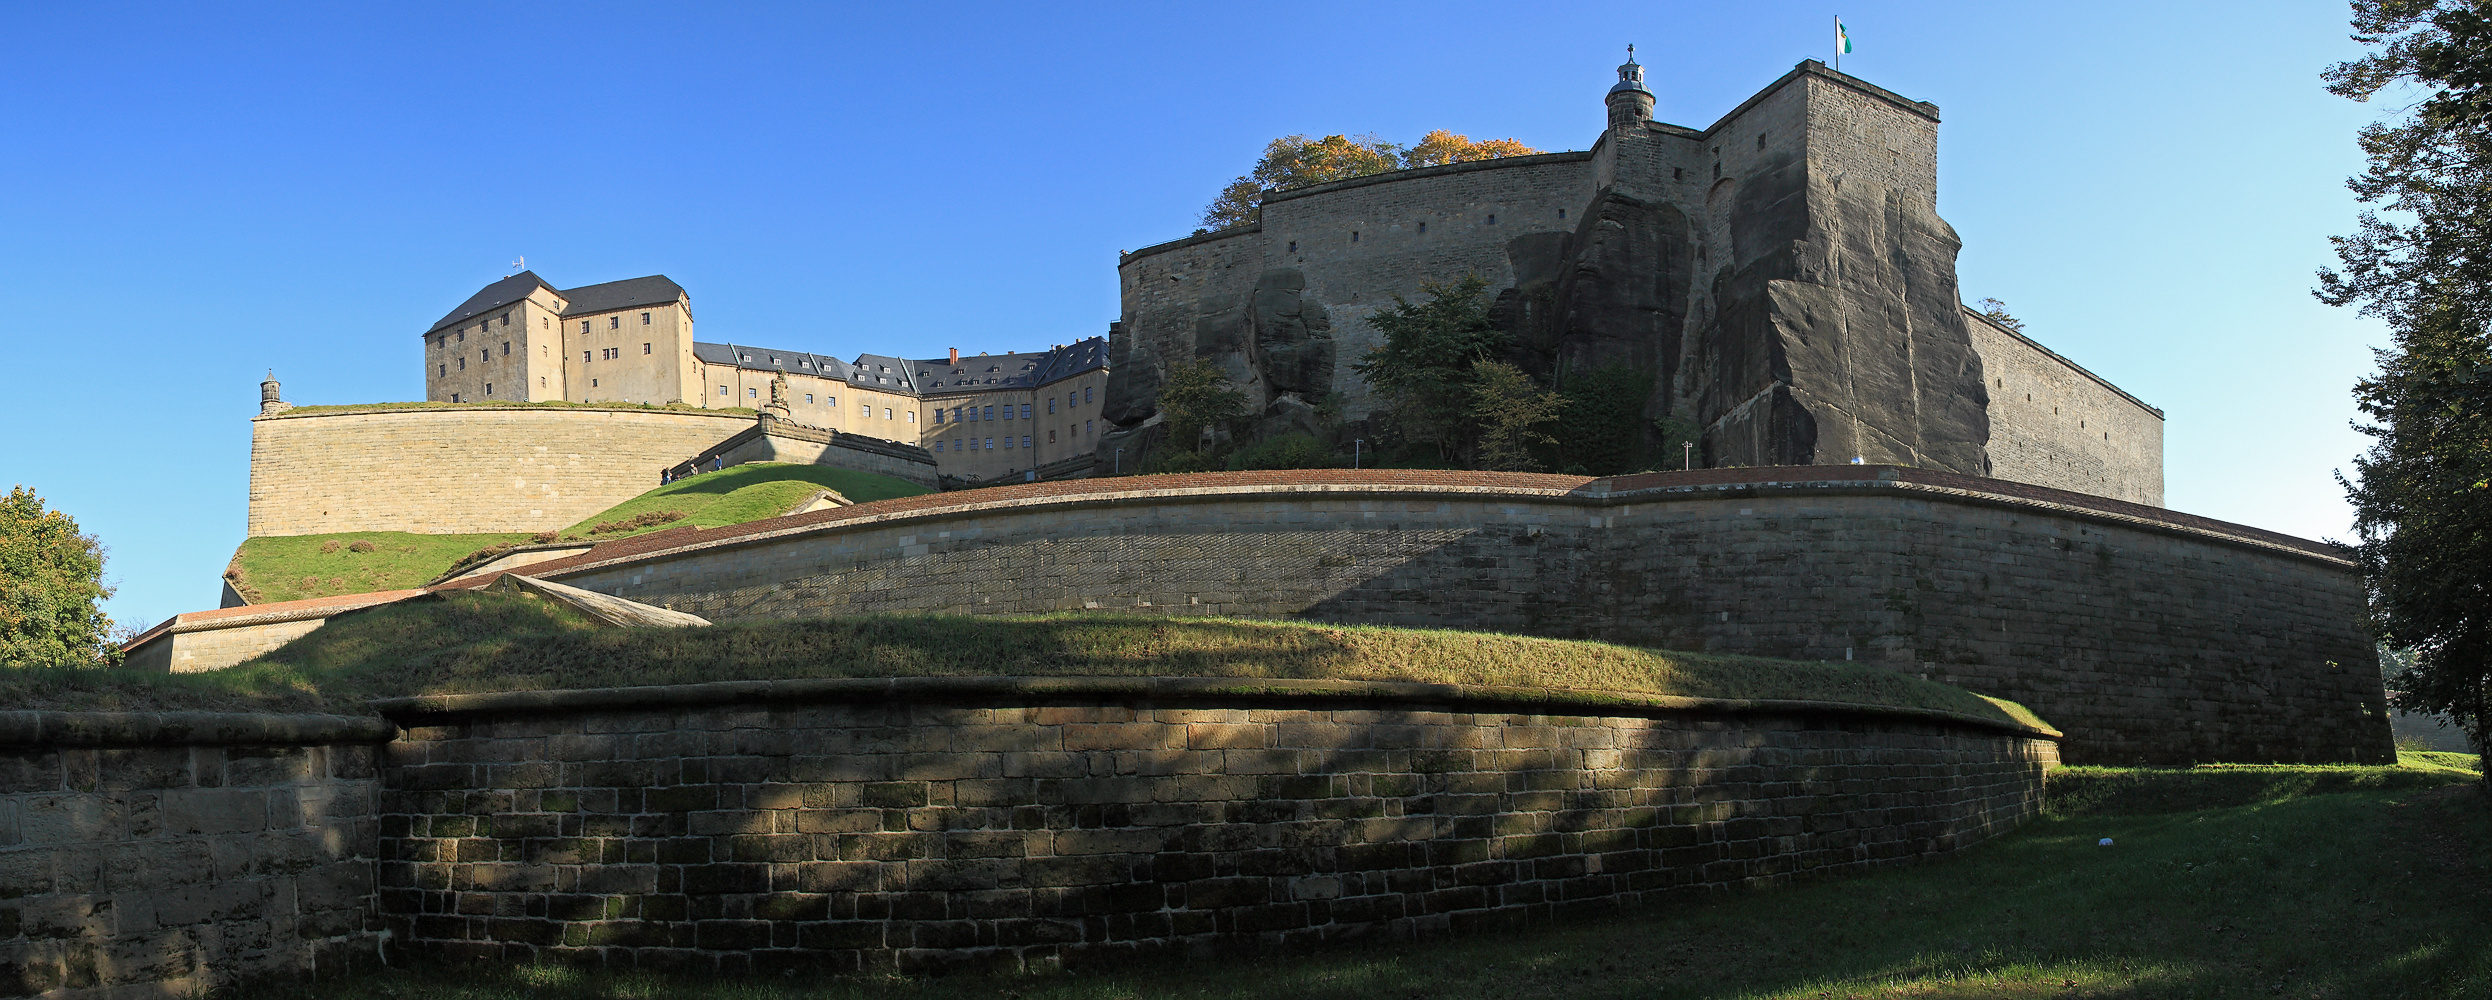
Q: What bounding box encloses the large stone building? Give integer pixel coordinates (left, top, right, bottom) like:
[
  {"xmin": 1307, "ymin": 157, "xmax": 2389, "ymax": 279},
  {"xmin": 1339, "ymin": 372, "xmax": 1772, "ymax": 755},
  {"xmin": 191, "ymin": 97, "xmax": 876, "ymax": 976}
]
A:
[
  {"xmin": 421, "ymin": 271, "xmax": 1110, "ymax": 482},
  {"xmin": 1102, "ymin": 56, "xmax": 2164, "ymax": 505}
]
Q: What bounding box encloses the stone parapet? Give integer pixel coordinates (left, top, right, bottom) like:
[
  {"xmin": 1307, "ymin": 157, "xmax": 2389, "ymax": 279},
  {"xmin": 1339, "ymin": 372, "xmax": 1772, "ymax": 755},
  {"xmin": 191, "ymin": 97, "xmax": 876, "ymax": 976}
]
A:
[{"xmin": 370, "ymin": 683, "xmax": 2055, "ymax": 974}]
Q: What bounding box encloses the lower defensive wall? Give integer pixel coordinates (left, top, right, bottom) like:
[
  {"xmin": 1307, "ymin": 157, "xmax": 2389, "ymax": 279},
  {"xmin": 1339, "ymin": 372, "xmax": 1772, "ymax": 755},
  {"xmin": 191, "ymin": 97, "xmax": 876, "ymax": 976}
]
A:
[{"xmin": 456, "ymin": 467, "xmax": 2393, "ymax": 767}]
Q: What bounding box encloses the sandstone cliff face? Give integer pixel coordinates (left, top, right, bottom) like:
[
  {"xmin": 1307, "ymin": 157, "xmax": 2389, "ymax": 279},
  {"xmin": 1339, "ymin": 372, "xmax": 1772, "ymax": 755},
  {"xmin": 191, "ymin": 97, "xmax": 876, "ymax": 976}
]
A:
[
  {"xmin": 1497, "ymin": 192, "xmax": 1695, "ymax": 437},
  {"xmin": 1100, "ymin": 268, "xmax": 1333, "ymax": 464},
  {"xmin": 1684, "ymin": 150, "xmax": 1989, "ymax": 474}
]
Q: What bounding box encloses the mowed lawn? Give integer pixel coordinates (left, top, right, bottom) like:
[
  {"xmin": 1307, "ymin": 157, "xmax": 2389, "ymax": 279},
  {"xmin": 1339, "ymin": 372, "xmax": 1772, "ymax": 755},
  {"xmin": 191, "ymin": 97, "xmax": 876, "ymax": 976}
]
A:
[{"xmin": 241, "ymin": 756, "xmax": 2491, "ymax": 1000}]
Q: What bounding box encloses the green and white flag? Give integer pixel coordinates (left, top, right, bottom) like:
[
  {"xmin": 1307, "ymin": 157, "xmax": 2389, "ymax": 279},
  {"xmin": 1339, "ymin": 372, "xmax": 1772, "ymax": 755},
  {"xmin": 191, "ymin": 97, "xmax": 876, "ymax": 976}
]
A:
[{"xmin": 1837, "ymin": 17, "xmax": 1852, "ymax": 55}]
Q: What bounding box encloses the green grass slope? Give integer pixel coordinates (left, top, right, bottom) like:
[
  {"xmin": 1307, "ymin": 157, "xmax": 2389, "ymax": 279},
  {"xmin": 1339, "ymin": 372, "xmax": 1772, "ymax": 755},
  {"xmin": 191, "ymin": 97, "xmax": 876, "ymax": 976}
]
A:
[
  {"xmin": 224, "ymin": 531, "xmax": 530, "ymax": 605},
  {"xmin": 223, "ymin": 463, "xmax": 931, "ymax": 604},
  {"xmin": 559, "ymin": 462, "xmax": 930, "ymax": 540},
  {"xmin": 257, "ymin": 754, "xmax": 2491, "ymax": 1000},
  {"xmin": 47, "ymin": 592, "xmax": 2044, "ymax": 731}
]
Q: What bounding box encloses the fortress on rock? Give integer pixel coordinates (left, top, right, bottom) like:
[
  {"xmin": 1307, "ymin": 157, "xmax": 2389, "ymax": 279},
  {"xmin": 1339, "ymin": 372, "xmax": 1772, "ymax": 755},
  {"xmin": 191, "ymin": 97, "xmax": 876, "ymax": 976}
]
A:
[{"xmin": 1101, "ymin": 55, "xmax": 2164, "ymax": 505}]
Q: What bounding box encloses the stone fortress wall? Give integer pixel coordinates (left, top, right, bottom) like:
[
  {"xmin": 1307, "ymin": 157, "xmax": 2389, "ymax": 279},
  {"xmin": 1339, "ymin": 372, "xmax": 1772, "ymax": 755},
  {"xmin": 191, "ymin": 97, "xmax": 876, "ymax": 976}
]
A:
[
  {"xmin": 1104, "ymin": 60, "xmax": 2165, "ymax": 506},
  {"xmin": 0, "ymin": 712, "xmax": 389, "ymax": 998},
  {"xmin": 0, "ymin": 687, "xmax": 2052, "ymax": 993},
  {"xmin": 246, "ymin": 406, "xmax": 756, "ymax": 537},
  {"xmin": 470, "ymin": 468, "xmax": 2389, "ymax": 767}
]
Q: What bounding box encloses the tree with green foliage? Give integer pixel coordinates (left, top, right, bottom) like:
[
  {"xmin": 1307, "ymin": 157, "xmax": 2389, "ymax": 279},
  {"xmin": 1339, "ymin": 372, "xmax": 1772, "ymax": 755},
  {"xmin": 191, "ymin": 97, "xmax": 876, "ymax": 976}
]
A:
[
  {"xmin": 1354, "ymin": 275, "xmax": 1512, "ymax": 464},
  {"xmin": 0, "ymin": 485, "xmax": 116, "ymax": 666},
  {"xmin": 1546, "ymin": 364, "xmax": 1655, "ymax": 475},
  {"xmin": 2317, "ymin": 0, "xmax": 2492, "ymax": 767},
  {"xmin": 1201, "ymin": 132, "xmax": 1541, "ymax": 230},
  {"xmin": 1155, "ymin": 358, "xmax": 1250, "ymax": 459},
  {"xmin": 1470, "ymin": 361, "xmax": 1567, "ymax": 472}
]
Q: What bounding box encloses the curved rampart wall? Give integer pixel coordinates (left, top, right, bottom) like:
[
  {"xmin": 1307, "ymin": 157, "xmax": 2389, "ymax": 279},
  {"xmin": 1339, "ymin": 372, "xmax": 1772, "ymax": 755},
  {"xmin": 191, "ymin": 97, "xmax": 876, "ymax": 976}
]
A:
[
  {"xmin": 247, "ymin": 406, "xmax": 754, "ymax": 536},
  {"xmin": 0, "ymin": 713, "xmax": 387, "ymax": 996},
  {"xmin": 504, "ymin": 468, "xmax": 2390, "ymax": 766},
  {"xmin": 373, "ymin": 681, "xmax": 2054, "ymax": 975}
]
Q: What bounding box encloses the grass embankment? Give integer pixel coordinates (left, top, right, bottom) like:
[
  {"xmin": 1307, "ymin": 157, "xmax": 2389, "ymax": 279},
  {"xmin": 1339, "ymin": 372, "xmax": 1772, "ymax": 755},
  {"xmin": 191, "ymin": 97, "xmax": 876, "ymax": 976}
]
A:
[
  {"xmin": 223, "ymin": 464, "xmax": 931, "ymax": 602},
  {"xmin": 55, "ymin": 593, "xmax": 2037, "ymax": 729},
  {"xmin": 223, "ymin": 531, "xmax": 530, "ymax": 604},
  {"xmin": 239, "ymin": 754, "xmax": 2492, "ymax": 1000},
  {"xmin": 555, "ymin": 462, "xmax": 929, "ymax": 541}
]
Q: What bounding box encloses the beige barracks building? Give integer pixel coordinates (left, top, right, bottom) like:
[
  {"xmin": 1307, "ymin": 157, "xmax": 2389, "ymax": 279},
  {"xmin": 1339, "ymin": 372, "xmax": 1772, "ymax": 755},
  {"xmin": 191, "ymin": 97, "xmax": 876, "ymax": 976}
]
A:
[{"xmin": 423, "ymin": 271, "xmax": 1109, "ymax": 481}]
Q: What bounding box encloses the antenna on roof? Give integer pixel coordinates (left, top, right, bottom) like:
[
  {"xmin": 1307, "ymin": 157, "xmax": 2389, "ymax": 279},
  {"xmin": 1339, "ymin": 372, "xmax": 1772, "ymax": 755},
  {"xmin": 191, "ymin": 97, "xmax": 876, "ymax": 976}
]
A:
[{"xmin": 508, "ymin": 256, "xmax": 525, "ymax": 275}]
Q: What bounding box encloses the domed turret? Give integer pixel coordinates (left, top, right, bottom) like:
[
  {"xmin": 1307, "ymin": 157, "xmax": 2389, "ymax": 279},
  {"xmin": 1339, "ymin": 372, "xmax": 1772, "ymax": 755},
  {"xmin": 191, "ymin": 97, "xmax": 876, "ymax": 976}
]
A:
[
  {"xmin": 1607, "ymin": 45, "xmax": 1654, "ymax": 130},
  {"xmin": 259, "ymin": 371, "xmax": 290, "ymax": 416}
]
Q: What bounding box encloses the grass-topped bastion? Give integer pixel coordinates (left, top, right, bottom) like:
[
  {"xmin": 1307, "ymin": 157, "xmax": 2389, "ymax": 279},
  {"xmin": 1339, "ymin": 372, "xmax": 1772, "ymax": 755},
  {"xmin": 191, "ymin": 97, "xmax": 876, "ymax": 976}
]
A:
[
  {"xmin": 38, "ymin": 590, "xmax": 2046, "ymax": 730},
  {"xmin": 224, "ymin": 463, "xmax": 930, "ymax": 603}
]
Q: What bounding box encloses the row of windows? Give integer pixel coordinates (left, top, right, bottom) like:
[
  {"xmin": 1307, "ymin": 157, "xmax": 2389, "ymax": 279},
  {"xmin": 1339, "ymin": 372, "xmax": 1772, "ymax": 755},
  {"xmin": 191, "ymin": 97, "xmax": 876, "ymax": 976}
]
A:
[
  {"xmin": 584, "ymin": 345, "xmax": 648, "ymax": 361},
  {"xmin": 930, "ymin": 420, "xmax": 1094, "ymax": 454},
  {"xmin": 929, "ymin": 387, "xmax": 1094, "ymax": 425},
  {"xmin": 579, "ymin": 312, "xmax": 655, "ymax": 335},
  {"xmin": 430, "ymin": 311, "xmax": 553, "ymax": 350}
]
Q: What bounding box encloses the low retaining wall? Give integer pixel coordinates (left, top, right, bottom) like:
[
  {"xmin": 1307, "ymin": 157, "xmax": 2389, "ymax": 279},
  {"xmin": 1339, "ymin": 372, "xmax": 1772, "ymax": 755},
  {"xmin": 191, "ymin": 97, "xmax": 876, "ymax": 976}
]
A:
[
  {"xmin": 461, "ymin": 467, "xmax": 2391, "ymax": 766},
  {"xmin": 0, "ymin": 713, "xmax": 390, "ymax": 999},
  {"xmin": 370, "ymin": 679, "xmax": 2057, "ymax": 975}
]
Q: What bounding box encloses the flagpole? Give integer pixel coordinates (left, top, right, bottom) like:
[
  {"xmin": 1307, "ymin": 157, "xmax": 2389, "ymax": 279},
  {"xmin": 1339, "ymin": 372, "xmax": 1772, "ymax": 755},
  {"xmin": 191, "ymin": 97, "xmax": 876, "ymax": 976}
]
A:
[{"xmin": 1834, "ymin": 15, "xmax": 1842, "ymax": 73}]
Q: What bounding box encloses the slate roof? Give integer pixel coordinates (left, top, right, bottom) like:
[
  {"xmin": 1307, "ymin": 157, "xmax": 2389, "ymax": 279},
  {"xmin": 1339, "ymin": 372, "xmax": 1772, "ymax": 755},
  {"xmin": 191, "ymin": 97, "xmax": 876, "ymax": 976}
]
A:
[
  {"xmin": 427, "ymin": 272, "xmax": 686, "ymax": 336},
  {"xmin": 694, "ymin": 342, "xmax": 856, "ymax": 380},
  {"xmin": 427, "ymin": 271, "xmax": 555, "ymax": 335},
  {"xmin": 911, "ymin": 337, "xmax": 1109, "ymax": 397},
  {"xmin": 557, "ymin": 275, "xmax": 686, "ymax": 316}
]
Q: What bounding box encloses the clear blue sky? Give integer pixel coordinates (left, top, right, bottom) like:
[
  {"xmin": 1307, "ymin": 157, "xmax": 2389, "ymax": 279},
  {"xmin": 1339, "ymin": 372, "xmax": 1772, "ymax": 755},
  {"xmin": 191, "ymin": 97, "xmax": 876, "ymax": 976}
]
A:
[{"xmin": 0, "ymin": 1, "xmax": 2392, "ymax": 634}]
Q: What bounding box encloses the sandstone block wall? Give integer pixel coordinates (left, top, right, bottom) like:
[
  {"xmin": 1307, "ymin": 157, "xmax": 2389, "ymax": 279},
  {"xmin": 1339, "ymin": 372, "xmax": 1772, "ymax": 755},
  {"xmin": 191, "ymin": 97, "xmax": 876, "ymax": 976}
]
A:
[
  {"xmin": 0, "ymin": 716, "xmax": 386, "ymax": 998},
  {"xmin": 530, "ymin": 469, "xmax": 2389, "ymax": 766},
  {"xmin": 374, "ymin": 686, "xmax": 2053, "ymax": 975},
  {"xmin": 128, "ymin": 619, "xmax": 326, "ymax": 675},
  {"xmin": 1968, "ymin": 312, "xmax": 2164, "ymax": 506},
  {"xmin": 247, "ymin": 406, "xmax": 752, "ymax": 537}
]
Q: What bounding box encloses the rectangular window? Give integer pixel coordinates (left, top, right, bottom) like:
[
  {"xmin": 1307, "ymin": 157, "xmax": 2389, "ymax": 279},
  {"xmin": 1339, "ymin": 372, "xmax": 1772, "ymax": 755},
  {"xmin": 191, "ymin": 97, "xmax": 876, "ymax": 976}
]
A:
[
  {"xmin": 1085, "ymin": 387, "xmax": 1093, "ymax": 403},
  {"xmin": 1021, "ymin": 404, "xmax": 1032, "ymax": 419},
  {"xmin": 485, "ymin": 383, "xmax": 493, "ymax": 395},
  {"xmin": 641, "ymin": 312, "xmax": 651, "ymax": 325},
  {"xmin": 719, "ymin": 385, "xmax": 729, "ymax": 396},
  {"xmin": 983, "ymin": 406, "xmax": 994, "ymax": 421},
  {"xmin": 985, "ymin": 437, "xmax": 994, "ymax": 450},
  {"xmin": 540, "ymin": 377, "xmax": 546, "ymax": 388},
  {"xmin": 884, "ymin": 408, "xmax": 892, "ymax": 420},
  {"xmin": 906, "ymin": 410, "xmax": 915, "ymax": 422},
  {"xmin": 609, "ymin": 316, "xmax": 620, "ymax": 329},
  {"xmin": 500, "ymin": 312, "xmax": 510, "ymax": 325},
  {"xmin": 581, "ymin": 321, "xmax": 591, "ymax": 334},
  {"xmin": 583, "ymin": 351, "xmax": 592, "ymax": 363},
  {"xmin": 1048, "ymin": 430, "xmax": 1056, "ymax": 443},
  {"xmin": 439, "ymin": 364, "xmax": 446, "ymax": 376},
  {"xmin": 457, "ymin": 357, "xmax": 465, "ymax": 370},
  {"xmin": 1048, "ymin": 398, "xmax": 1056, "ymax": 414},
  {"xmin": 933, "ymin": 409, "xmax": 944, "ymax": 424},
  {"xmin": 935, "ymin": 441, "xmax": 944, "ymax": 452},
  {"xmin": 805, "ymin": 394, "xmax": 814, "ymax": 404},
  {"xmin": 643, "ymin": 343, "xmax": 651, "ymax": 355},
  {"xmin": 827, "ymin": 395, "xmax": 836, "ymax": 406},
  {"xmin": 501, "ymin": 342, "xmax": 510, "ymax": 356},
  {"xmin": 861, "ymin": 403, "xmax": 871, "ymax": 417},
  {"xmin": 749, "ymin": 387, "xmax": 758, "ymax": 398},
  {"xmin": 1086, "ymin": 419, "xmax": 1093, "ymax": 436},
  {"xmin": 592, "ymin": 378, "xmax": 598, "ymax": 387},
  {"xmin": 457, "ymin": 331, "xmax": 464, "ymax": 342}
]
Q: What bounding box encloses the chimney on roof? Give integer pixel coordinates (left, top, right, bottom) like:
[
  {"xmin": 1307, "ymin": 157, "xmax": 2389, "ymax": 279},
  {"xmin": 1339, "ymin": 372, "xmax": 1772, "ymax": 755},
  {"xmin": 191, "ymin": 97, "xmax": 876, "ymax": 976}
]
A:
[{"xmin": 949, "ymin": 347, "xmax": 959, "ymax": 364}]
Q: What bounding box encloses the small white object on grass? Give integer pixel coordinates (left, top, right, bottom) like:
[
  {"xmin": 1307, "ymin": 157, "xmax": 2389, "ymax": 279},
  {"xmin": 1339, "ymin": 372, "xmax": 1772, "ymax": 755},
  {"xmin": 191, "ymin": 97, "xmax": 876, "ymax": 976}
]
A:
[{"xmin": 2099, "ymin": 838, "xmax": 2114, "ymax": 847}]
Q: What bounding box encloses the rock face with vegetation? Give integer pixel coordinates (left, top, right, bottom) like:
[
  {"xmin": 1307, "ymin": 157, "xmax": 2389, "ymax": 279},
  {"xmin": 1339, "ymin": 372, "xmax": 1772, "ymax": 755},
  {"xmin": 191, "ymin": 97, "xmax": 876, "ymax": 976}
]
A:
[{"xmin": 1101, "ymin": 60, "xmax": 2008, "ymax": 479}]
